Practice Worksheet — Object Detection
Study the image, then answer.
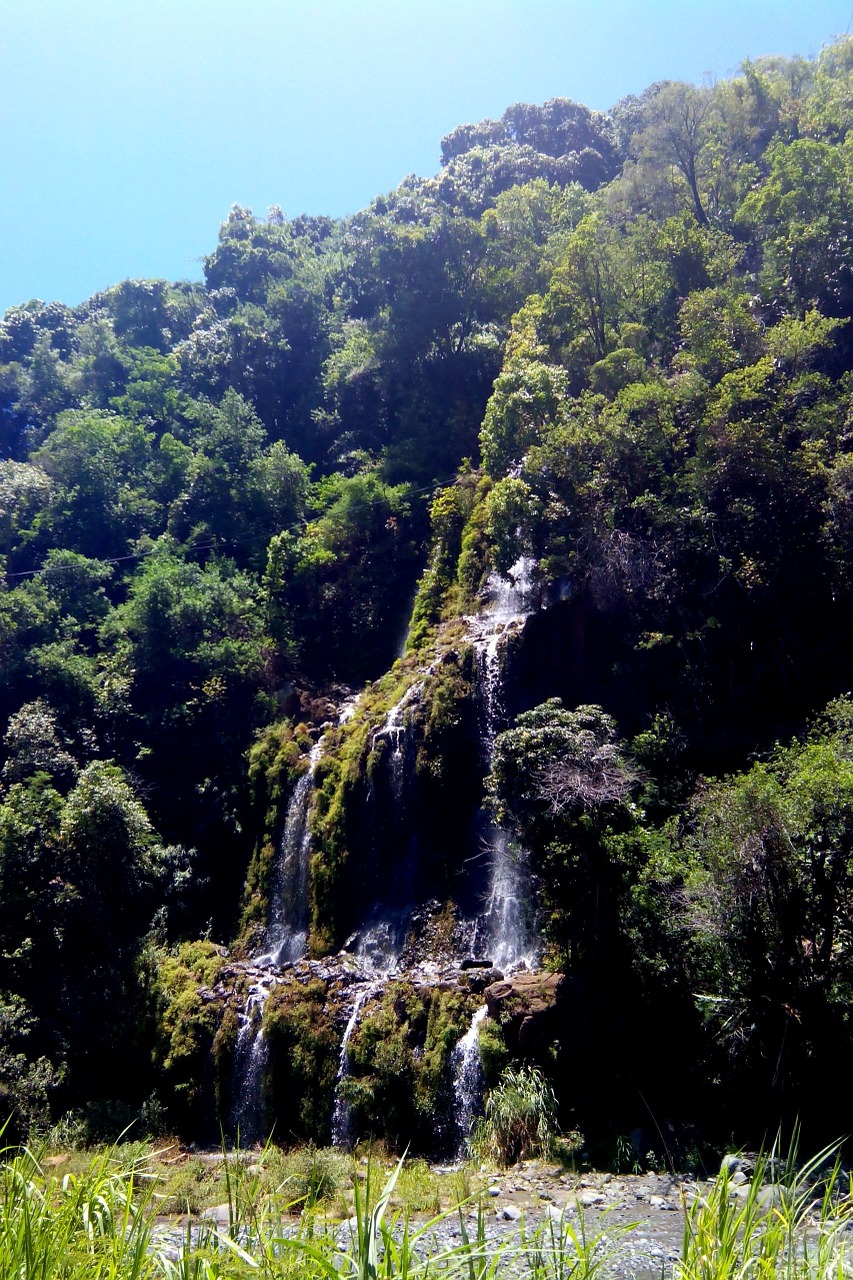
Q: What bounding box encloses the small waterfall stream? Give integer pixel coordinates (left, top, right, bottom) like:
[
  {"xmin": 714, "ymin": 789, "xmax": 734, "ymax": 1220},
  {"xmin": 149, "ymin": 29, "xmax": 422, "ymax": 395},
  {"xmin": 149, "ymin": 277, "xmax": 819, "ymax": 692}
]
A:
[
  {"xmin": 230, "ymin": 974, "xmax": 276, "ymax": 1142},
  {"xmin": 374, "ymin": 683, "xmax": 421, "ymax": 805},
  {"xmin": 467, "ymin": 556, "xmax": 539, "ymax": 971},
  {"xmin": 451, "ymin": 1003, "xmax": 488, "ymax": 1152},
  {"xmin": 330, "ymin": 976, "xmax": 386, "ymax": 1147},
  {"xmin": 229, "ymin": 699, "xmax": 359, "ymax": 1142},
  {"xmin": 257, "ymin": 739, "xmax": 323, "ymax": 967}
]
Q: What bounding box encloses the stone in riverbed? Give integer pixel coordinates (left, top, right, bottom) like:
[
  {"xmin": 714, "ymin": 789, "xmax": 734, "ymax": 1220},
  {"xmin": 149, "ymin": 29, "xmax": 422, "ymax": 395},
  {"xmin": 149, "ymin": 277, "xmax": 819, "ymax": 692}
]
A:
[
  {"xmin": 578, "ymin": 1190, "xmax": 605, "ymax": 1206},
  {"xmin": 498, "ymin": 1204, "xmax": 521, "ymax": 1221},
  {"xmin": 200, "ymin": 1203, "xmax": 231, "ymax": 1226}
]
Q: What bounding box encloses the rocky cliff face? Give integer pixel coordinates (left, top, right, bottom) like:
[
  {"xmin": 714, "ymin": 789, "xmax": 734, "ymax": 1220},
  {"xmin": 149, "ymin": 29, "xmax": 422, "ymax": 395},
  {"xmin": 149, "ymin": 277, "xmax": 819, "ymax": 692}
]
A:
[{"xmin": 202, "ymin": 559, "xmax": 563, "ymax": 1153}]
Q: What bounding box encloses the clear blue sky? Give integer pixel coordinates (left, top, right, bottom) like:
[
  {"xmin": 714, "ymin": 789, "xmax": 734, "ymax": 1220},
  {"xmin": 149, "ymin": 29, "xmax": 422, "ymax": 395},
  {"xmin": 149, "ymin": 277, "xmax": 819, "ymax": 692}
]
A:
[{"xmin": 1, "ymin": 0, "xmax": 851, "ymax": 316}]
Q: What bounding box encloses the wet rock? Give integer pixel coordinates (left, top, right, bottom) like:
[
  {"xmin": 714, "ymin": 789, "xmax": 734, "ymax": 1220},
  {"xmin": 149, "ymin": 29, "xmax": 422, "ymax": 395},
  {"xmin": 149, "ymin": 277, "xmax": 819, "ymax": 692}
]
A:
[{"xmin": 461, "ymin": 967, "xmax": 504, "ymax": 994}]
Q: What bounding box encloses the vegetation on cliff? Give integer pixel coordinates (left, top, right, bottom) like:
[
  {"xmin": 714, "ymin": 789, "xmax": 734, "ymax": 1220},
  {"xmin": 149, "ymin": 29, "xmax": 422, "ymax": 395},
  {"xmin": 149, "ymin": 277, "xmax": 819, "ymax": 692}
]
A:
[{"xmin": 3, "ymin": 38, "xmax": 853, "ymax": 1150}]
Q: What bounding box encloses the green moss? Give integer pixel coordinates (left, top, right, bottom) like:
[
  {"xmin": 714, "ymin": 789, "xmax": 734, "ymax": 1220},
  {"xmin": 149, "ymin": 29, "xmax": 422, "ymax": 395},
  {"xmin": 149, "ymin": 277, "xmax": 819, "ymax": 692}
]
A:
[
  {"xmin": 477, "ymin": 1018, "xmax": 510, "ymax": 1085},
  {"xmin": 416, "ymin": 645, "xmax": 477, "ymax": 787},
  {"xmin": 455, "ymin": 476, "xmax": 494, "ymax": 608},
  {"xmin": 343, "ymin": 979, "xmax": 478, "ymax": 1152},
  {"xmin": 264, "ymin": 977, "xmax": 340, "ymax": 1142},
  {"xmin": 237, "ymin": 718, "xmax": 313, "ymax": 951},
  {"xmin": 152, "ymin": 940, "xmax": 227, "ymax": 1128},
  {"xmin": 211, "ymin": 1001, "xmax": 239, "ymax": 1120},
  {"xmin": 407, "ymin": 470, "xmax": 483, "ymax": 649},
  {"xmin": 308, "ymin": 658, "xmax": 425, "ymax": 953}
]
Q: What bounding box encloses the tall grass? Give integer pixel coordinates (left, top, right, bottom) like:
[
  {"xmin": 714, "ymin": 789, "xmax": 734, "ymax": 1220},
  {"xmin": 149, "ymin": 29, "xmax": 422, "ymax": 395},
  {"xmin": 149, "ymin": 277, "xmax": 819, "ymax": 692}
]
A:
[
  {"xmin": 0, "ymin": 1137, "xmax": 851, "ymax": 1278},
  {"xmin": 471, "ymin": 1064, "xmax": 558, "ymax": 1165},
  {"xmin": 677, "ymin": 1139, "xmax": 853, "ymax": 1280},
  {"xmin": 0, "ymin": 1142, "xmax": 164, "ymax": 1279}
]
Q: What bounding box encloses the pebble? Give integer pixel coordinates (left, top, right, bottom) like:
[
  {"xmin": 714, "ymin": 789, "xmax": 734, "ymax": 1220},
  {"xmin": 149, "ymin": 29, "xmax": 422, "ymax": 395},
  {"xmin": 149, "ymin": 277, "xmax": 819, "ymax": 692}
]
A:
[{"xmin": 487, "ymin": 1185, "xmax": 500, "ymax": 1197}]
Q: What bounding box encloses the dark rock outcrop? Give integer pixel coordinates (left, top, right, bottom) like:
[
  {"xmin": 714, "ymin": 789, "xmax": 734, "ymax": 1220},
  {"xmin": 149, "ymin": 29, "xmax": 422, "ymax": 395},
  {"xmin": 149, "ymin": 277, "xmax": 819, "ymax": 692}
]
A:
[{"xmin": 485, "ymin": 971, "xmax": 564, "ymax": 1051}]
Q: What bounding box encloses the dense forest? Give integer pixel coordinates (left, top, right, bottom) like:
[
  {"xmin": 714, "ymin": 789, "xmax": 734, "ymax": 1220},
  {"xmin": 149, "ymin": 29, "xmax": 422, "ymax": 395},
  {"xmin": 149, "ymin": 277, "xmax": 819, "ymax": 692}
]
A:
[{"xmin": 3, "ymin": 38, "xmax": 853, "ymax": 1161}]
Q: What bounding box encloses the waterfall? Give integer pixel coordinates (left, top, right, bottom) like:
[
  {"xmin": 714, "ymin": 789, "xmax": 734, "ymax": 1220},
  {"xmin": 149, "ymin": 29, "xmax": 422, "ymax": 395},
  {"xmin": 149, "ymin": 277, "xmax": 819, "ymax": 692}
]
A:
[
  {"xmin": 359, "ymin": 676, "xmax": 436, "ymax": 952},
  {"xmin": 230, "ymin": 975, "xmax": 275, "ymax": 1143},
  {"xmin": 230, "ymin": 697, "xmax": 361, "ymax": 1141},
  {"xmin": 451, "ymin": 1003, "xmax": 488, "ymax": 1154},
  {"xmin": 372, "ymin": 680, "xmax": 423, "ymax": 807},
  {"xmin": 330, "ymin": 977, "xmax": 385, "ymax": 1147},
  {"xmin": 257, "ymin": 739, "xmax": 323, "ymax": 967},
  {"xmin": 468, "ymin": 556, "xmax": 539, "ymax": 971}
]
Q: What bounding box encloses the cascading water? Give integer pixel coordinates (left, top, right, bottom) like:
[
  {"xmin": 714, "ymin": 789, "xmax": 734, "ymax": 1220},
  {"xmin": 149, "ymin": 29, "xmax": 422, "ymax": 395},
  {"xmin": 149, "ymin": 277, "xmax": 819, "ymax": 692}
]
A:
[
  {"xmin": 256, "ymin": 739, "xmax": 324, "ymax": 967},
  {"xmin": 330, "ymin": 977, "xmax": 386, "ymax": 1147},
  {"xmin": 467, "ymin": 555, "xmax": 539, "ymax": 971},
  {"xmin": 451, "ymin": 1003, "xmax": 488, "ymax": 1153},
  {"xmin": 353, "ymin": 677, "xmax": 438, "ymax": 973},
  {"xmin": 230, "ymin": 974, "xmax": 275, "ymax": 1142},
  {"xmin": 228, "ymin": 554, "xmax": 547, "ymax": 1148},
  {"xmin": 374, "ymin": 683, "xmax": 421, "ymax": 806},
  {"xmin": 229, "ymin": 699, "xmax": 360, "ymax": 1141}
]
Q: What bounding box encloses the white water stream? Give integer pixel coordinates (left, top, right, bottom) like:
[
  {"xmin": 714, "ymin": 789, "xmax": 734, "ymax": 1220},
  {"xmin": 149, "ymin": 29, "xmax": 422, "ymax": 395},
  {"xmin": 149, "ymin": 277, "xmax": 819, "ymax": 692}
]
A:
[
  {"xmin": 330, "ymin": 977, "xmax": 387, "ymax": 1148},
  {"xmin": 230, "ymin": 697, "xmax": 360, "ymax": 1141},
  {"xmin": 467, "ymin": 556, "xmax": 539, "ymax": 971},
  {"xmin": 256, "ymin": 740, "xmax": 324, "ymax": 967},
  {"xmin": 451, "ymin": 1003, "xmax": 489, "ymax": 1152}
]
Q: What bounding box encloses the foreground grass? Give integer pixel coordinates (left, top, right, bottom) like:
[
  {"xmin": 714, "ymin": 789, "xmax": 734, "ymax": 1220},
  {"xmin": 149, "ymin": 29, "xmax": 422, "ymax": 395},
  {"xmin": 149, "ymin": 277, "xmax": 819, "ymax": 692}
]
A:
[{"xmin": 0, "ymin": 1139, "xmax": 851, "ymax": 1278}]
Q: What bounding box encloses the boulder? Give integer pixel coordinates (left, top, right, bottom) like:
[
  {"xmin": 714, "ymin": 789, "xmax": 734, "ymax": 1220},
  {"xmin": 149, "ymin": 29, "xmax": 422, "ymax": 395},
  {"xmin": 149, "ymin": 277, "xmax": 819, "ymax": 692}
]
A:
[{"xmin": 484, "ymin": 971, "xmax": 564, "ymax": 1051}]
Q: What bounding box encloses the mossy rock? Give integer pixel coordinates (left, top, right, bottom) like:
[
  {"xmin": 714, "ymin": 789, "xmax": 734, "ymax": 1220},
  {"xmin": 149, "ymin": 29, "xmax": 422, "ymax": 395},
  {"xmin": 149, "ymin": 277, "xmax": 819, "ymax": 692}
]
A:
[
  {"xmin": 263, "ymin": 976, "xmax": 340, "ymax": 1142},
  {"xmin": 343, "ymin": 978, "xmax": 480, "ymax": 1154},
  {"xmin": 152, "ymin": 940, "xmax": 228, "ymax": 1132}
]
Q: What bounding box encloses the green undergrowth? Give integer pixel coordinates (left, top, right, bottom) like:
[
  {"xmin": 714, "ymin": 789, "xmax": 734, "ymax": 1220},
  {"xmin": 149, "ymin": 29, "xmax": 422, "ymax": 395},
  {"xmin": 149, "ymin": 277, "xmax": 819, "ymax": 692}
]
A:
[
  {"xmin": 263, "ymin": 977, "xmax": 341, "ymax": 1143},
  {"xmin": 151, "ymin": 940, "xmax": 229, "ymax": 1132},
  {"xmin": 0, "ymin": 1137, "xmax": 850, "ymax": 1279},
  {"xmin": 407, "ymin": 469, "xmax": 491, "ymax": 649},
  {"xmin": 470, "ymin": 1064, "xmax": 559, "ymax": 1166}
]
